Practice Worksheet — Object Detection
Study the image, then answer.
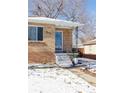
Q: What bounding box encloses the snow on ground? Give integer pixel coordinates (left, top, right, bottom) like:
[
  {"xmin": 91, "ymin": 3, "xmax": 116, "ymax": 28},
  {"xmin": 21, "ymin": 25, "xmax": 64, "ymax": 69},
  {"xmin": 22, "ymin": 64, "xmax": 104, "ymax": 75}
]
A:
[
  {"xmin": 29, "ymin": 67, "xmax": 95, "ymax": 93},
  {"xmin": 73, "ymin": 58, "xmax": 96, "ymax": 73}
]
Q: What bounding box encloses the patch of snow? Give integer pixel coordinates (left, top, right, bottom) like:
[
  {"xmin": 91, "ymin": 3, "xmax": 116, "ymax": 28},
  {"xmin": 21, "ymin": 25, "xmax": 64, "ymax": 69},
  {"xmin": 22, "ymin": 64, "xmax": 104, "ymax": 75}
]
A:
[
  {"xmin": 28, "ymin": 68, "xmax": 95, "ymax": 93},
  {"xmin": 73, "ymin": 58, "xmax": 96, "ymax": 73},
  {"xmin": 28, "ymin": 64, "xmax": 57, "ymax": 68}
]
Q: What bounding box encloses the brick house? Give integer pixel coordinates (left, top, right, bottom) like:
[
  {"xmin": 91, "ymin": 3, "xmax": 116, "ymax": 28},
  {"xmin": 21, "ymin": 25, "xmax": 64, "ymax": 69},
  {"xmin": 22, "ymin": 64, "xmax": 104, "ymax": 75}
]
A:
[{"xmin": 28, "ymin": 17, "xmax": 82, "ymax": 64}]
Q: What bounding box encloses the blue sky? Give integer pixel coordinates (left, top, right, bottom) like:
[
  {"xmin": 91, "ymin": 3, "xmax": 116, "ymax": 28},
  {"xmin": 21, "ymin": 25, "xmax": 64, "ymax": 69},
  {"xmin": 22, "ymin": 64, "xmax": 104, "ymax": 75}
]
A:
[
  {"xmin": 28, "ymin": 0, "xmax": 96, "ymax": 16},
  {"xmin": 85, "ymin": 0, "xmax": 96, "ymax": 16}
]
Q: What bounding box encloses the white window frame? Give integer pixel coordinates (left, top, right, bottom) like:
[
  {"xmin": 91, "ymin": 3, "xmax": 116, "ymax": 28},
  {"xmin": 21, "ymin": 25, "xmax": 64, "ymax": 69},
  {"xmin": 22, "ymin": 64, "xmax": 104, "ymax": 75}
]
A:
[{"xmin": 28, "ymin": 25, "xmax": 44, "ymax": 42}]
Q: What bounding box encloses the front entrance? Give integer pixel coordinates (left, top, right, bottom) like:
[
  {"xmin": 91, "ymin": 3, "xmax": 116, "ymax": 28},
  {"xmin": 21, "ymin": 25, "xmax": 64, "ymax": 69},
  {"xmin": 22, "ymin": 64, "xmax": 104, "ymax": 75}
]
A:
[{"xmin": 55, "ymin": 31, "xmax": 63, "ymax": 52}]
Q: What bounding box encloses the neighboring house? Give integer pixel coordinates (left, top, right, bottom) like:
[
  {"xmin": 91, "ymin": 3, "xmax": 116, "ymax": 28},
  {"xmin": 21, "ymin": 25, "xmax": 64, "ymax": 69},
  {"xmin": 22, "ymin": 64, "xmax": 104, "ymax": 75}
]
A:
[
  {"xmin": 81, "ymin": 39, "xmax": 96, "ymax": 59},
  {"xmin": 28, "ymin": 17, "xmax": 82, "ymax": 64},
  {"xmin": 83, "ymin": 39, "xmax": 96, "ymax": 54}
]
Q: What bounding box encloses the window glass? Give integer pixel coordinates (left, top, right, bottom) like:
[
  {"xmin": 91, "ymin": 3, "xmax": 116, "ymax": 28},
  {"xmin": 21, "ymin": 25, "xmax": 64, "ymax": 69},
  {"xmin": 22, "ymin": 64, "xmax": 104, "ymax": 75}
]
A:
[
  {"xmin": 38, "ymin": 27, "xmax": 43, "ymax": 40},
  {"xmin": 28, "ymin": 27, "xmax": 37, "ymax": 40}
]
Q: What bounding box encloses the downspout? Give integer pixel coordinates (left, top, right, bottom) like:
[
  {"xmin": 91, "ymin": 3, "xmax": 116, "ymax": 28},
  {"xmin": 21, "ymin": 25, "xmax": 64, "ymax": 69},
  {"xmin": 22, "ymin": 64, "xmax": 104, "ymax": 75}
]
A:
[
  {"xmin": 76, "ymin": 26, "xmax": 78, "ymax": 54},
  {"xmin": 72, "ymin": 26, "xmax": 78, "ymax": 66},
  {"xmin": 71, "ymin": 26, "xmax": 78, "ymax": 66}
]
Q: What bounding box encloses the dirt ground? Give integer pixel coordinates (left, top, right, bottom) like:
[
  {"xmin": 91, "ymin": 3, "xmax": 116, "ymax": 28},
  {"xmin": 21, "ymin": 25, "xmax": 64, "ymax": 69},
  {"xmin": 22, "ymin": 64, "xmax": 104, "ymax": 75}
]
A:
[{"xmin": 66, "ymin": 67, "xmax": 96, "ymax": 86}]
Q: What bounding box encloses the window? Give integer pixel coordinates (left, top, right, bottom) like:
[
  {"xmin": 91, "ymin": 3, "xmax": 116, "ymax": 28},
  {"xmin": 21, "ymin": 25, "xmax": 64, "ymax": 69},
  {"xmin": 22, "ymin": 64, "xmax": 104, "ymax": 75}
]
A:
[{"xmin": 28, "ymin": 26, "xmax": 43, "ymax": 41}]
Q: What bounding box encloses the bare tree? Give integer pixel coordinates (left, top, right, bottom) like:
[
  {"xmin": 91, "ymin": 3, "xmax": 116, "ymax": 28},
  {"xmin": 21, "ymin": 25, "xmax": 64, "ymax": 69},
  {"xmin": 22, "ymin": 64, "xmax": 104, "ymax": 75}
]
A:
[
  {"xmin": 61, "ymin": 0, "xmax": 86, "ymax": 22},
  {"xmin": 60, "ymin": 0, "xmax": 96, "ymax": 42},
  {"xmin": 31, "ymin": 0, "xmax": 64, "ymax": 18},
  {"xmin": 79, "ymin": 14, "xmax": 96, "ymax": 42}
]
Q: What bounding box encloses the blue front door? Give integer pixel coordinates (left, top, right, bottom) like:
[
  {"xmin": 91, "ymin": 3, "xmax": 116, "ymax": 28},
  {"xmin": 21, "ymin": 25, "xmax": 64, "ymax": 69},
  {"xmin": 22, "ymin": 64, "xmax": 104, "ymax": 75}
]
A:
[{"xmin": 55, "ymin": 32, "xmax": 63, "ymax": 52}]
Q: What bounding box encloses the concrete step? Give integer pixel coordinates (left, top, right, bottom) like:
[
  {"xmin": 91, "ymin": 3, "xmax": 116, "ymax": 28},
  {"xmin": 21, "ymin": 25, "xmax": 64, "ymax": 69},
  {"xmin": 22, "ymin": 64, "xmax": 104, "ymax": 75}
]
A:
[{"xmin": 55, "ymin": 53, "xmax": 73, "ymax": 67}]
